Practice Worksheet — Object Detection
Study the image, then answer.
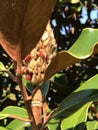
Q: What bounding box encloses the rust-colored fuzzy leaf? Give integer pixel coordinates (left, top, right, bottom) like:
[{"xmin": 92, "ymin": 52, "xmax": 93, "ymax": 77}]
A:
[
  {"xmin": 44, "ymin": 51, "xmax": 79, "ymax": 82},
  {"xmin": 0, "ymin": 0, "xmax": 56, "ymax": 61}
]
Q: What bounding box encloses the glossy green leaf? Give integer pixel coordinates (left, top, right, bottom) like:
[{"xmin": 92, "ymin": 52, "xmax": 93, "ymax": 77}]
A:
[
  {"xmin": 18, "ymin": 128, "xmax": 24, "ymax": 130},
  {"xmin": 23, "ymin": 77, "xmax": 49, "ymax": 98},
  {"xmin": 2, "ymin": 106, "xmax": 28, "ymax": 119},
  {"xmin": 48, "ymin": 119, "xmax": 60, "ymax": 130},
  {"xmin": 41, "ymin": 81, "xmax": 49, "ymax": 99},
  {"xmin": 6, "ymin": 119, "xmax": 30, "ymax": 130},
  {"xmin": 86, "ymin": 121, "xmax": 98, "ymax": 130},
  {"xmin": 61, "ymin": 102, "xmax": 91, "ymax": 130},
  {"xmin": 19, "ymin": 128, "xmax": 25, "ymax": 130},
  {"xmin": 0, "ymin": 62, "xmax": 6, "ymax": 71},
  {"xmin": 52, "ymin": 74, "xmax": 98, "ymax": 119},
  {"xmin": 44, "ymin": 28, "xmax": 98, "ymax": 82},
  {"xmin": 69, "ymin": 28, "xmax": 98, "ymax": 58},
  {"xmin": 0, "ymin": 127, "xmax": 8, "ymax": 130},
  {"xmin": 0, "ymin": 112, "xmax": 8, "ymax": 120}
]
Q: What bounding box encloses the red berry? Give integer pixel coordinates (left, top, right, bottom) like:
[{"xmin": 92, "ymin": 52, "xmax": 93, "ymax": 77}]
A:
[
  {"xmin": 46, "ymin": 55, "xmax": 49, "ymax": 61},
  {"xmin": 24, "ymin": 54, "xmax": 31, "ymax": 62},
  {"xmin": 39, "ymin": 50, "xmax": 46, "ymax": 58},
  {"xmin": 21, "ymin": 66, "xmax": 26, "ymax": 74},
  {"xmin": 26, "ymin": 74, "xmax": 32, "ymax": 81}
]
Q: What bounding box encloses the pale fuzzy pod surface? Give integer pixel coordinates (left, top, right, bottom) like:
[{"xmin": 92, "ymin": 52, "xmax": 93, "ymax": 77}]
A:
[{"xmin": 22, "ymin": 22, "xmax": 57, "ymax": 85}]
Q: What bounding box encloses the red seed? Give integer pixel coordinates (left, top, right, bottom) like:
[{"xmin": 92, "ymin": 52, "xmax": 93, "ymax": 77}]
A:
[
  {"xmin": 26, "ymin": 74, "xmax": 32, "ymax": 80},
  {"xmin": 39, "ymin": 50, "xmax": 46, "ymax": 58},
  {"xmin": 46, "ymin": 55, "xmax": 49, "ymax": 61},
  {"xmin": 24, "ymin": 54, "xmax": 31, "ymax": 62}
]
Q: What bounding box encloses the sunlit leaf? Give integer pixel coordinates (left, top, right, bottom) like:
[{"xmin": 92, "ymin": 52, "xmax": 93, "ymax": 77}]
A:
[
  {"xmin": 44, "ymin": 28, "xmax": 98, "ymax": 82},
  {"xmin": 61, "ymin": 102, "xmax": 91, "ymax": 130},
  {"xmin": 48, "ymin": 118, "xmax": 60, "ymax": 130},
  {"xmin": 0, "ymin": 0, "xmax": 56, "ymax": 61},
  {"xmin": 0, "ymin": 62, "xmax": 6, "ymax": 71},
  {"xmin": 2, "ymin": 106, "xmax": 28, "ymax": 119},
  {"xmin": 19, "ymin": 128, "xmax": 25, "ymax": 130},
  {"xmin": 52, "ymin": 74, "xmax": 98, "ymax": 119},
  {"xmin": 0, "ymin": 127, "xmax": 8, "ymax": 130},
  {"xmin": 6, "ymin": 119, "xmax": 30, "ymax": 130},
  {"xmin": 86, "ymin": 121, "xmax": 98, "ymax": 130},
  {"xmin": 68, "ymin": 28, "xmax": 98, "ymax": 58},
  {"xmin": 0, "ymin": 112, "xmax": 8, "ymax": 120}
]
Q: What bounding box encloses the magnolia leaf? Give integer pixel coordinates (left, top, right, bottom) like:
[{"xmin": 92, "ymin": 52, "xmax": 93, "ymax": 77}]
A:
[
  {"xmin": 41, "ymin": 81, "xmax": 49, "ymax": 99},
  {"xmin": 86, "ymin": 121, "xmax": 98, "ymax": 130},
  {"xmin": 0, "ymin": 0, "xmax": 56, "ymax": 61},
  {"xmin": 48, "ymin": 119, "xmax": 60, "ymax": 130},
  {"xmin": 52, "ymin": 74, "xmax": 98, "ymax": 119},
  {"xmin": 1, "ymin": 106, "xmax": 28, "ymax": 119},
  {"xmin": 61, "ymin": 102, "xmax": 91, "ymax": 130},
  {"xmin": 0, "ymin": 62, "xmax": 6, "ymax": 71},
  {"xmin": 0, "ymin": 127, "xmax": 8, "ymax": 130},
  {"xmin": 23, "ymin": 77, "xmax": 49, "ymax": 98},
  {"xmin": 0, "ymin": 112, "xmax": 8, "ymax": 120},
  {"xmin": 44, "ymin": 28, "xmax": 98, "ymax": 82},
  {"xmin": 6, "ymin": 119, "xmax": 30, "ymax": 130}
]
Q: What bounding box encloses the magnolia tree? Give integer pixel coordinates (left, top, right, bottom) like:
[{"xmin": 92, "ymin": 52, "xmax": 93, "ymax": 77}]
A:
[{"xmin": 0, "ymin": 0, "xmax": 98, "ymax": 130}]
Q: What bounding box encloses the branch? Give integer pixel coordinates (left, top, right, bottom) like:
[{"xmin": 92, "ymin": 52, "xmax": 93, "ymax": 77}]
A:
[
  {"xmin": 8, "ymin": 115, "xmax": 32, "ymax": 122},
  {"xmin": 0, "ymin": 70, "xmax": 17, "ymax": 82},
  {"xmin": 17, "ymin": 74, "xmax": 37, "ymax": 129},
  {"xmin": 31, "ymin": 88, "xmax": 43, "ymax": 129},
  {"xmin": 40, "ymin": 109, "xmax": 56, "ymax": 130},
  {"xmin": 16, "ymin": 47, "xmax": 38, "ymax": 130}
]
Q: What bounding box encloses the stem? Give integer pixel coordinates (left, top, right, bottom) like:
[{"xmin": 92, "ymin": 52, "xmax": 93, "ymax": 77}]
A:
[
  {"xmin": 43, "ymin": 102, "xmax": 49, "ymax": 124},
  {"xmin": 16, "ymin": 46, "xmax": 37, "ymax": 130},
  {"xmin": 8, "ymin": 115, "xmax": 32, "ymax": 122},
  {"xmin": 31, "ymin": 88, "xmax": 43, "ymax": 129},
  {"xmin": 0, "ymin": 70, "xmax": 17, "ymax": 82},
  {"xmin": 40, "ymin": 109, "xmax": 56, "ymax": 130}
]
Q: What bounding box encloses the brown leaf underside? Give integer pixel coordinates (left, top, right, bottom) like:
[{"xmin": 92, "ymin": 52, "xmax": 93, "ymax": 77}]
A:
[
  {"xmin": 0, "ymin": 0, "xmax": 56, "ymax": 61},
  {"xmin": 44, "ymin": 44, "xmax": 98, "ymax": 82}
]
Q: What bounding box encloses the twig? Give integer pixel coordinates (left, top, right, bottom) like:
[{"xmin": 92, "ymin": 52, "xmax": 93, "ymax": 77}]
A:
[
  {"xmin": 40, "ymin": 109, "xmax": 56, "ymax": 130},
  {"xmin": 17, "ymin": 74, "xmax": 37, "ymax": 130},
  {"xmin": 43, "ymin": 102, "xmax": 49, "ymax": 124},
  {"xmin": 16, "ymin": 46, "xmax": 38, "ymax": 130},
  {"xmin": 0, "ymin": 70, "xmax": 17, "ymax": 82},
  {"xmin": 8, "ymin": 115, "xmax": 32, "ymax": 122},
  {"xmin": 31, "ymin": 88, "xmax": 43, "ymax": 129}
]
